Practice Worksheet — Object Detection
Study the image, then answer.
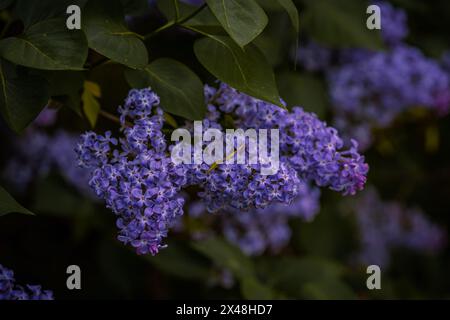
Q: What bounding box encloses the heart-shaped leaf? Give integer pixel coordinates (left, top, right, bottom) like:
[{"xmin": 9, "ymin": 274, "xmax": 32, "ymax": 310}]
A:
[
  {"xmin": 125, "ymin": 58, "xmax": 206, "ymax": 120},
  {"xmin": 276, "ymin": 0, "xmax": 299, "ymax": 33},
  {"xmin": 83, "ymin": 0, "xmax": 148, "ymax": 68},
  {"xmin": 0, "ymin": 18, "xmax": 88, "ymax": 70},
  {"xmin": 194, "ymin": 35, "xmax": 282, "ymax": 107},
  {"xmin": 0, "ymin": 59, "xmax": 50, "ymax": 132},
  {"xmin": 0, "ymin": 185, "xmax": 34, "ymax": 216},
  {"xmin": 206, "ymin": 0, "xmax": 268, "ymax": 47}
]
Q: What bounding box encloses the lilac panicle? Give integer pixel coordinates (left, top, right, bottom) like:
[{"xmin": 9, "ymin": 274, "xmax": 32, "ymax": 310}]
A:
[
  {"xmin": 205, "ymin": 83, "xmax": 369, "ymax": 196},
  {"xmin": 77, "ymin": 83, "xmax": 368, "ymax": 255},
  {"xmin": 77, "ymin": 89, "xmax": 188, "ymax": 255}
]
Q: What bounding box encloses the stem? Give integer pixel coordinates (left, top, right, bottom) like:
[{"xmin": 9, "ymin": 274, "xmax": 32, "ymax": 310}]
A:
[
  {"xmin": 180, "ymin": 24, "xmax": 210, "ymax": 37},
  {"xmin": 144, "ymin": 21, "xmax": 176, "ymax": 40},
  {"xmin": 144, "ymin": 3, "xmax": 207, "ymax": 41},
  {"xmin": 173, "ymin": 0, "xmax": 180, "ymax": 21},
  {"xmin": 99, "ymin": 110, "xmax": 132, "ymax": 127}
]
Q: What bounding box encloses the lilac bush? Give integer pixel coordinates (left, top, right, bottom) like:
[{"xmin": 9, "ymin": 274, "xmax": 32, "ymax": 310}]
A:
[
  {"xmin": 206, "ymin": 83, "xmax": 369, "ymax": 196},
  {"xmin": 77, "ymin": 84, "xmax": 368, "ymax": 255}
]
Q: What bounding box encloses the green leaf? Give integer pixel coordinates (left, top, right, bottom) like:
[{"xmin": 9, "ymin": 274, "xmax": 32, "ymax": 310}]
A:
[
  {"xmin": 125, "ymin": 58, "xmax": 206, "ymax": 120},
  {"xmin": 276, "ymin": 0, "xmax": 299, "ymax": 33},
  {"xmin": 277, "ymin": 71, "xmax": 328, "ymax": 117},
  {"xmin": 0, "ymin": 59, "xmax": 50, "ymax": 132},
  {"xmin": 83, "ymin": 0, "xmax": 148, "ymax": 68},
  {"xmin": 253, "ymin": 15, "xmax": 293, "ymax": 67},
  {"xmin": 205, "ymin": 0, "xmax": 268, "ymax": 47},
  {"xmin": 157, "ymin": 0, "xmax": 222, "ymax": 34},
  {"xmin": 0, "ymin": 18, "xmax": 88, "ymax": 70},
  {"xmin": 192, "ymin": 237, "xmax": 254, "ymax": 279},
  {"xmin": 194, "ymin": 35, "xmax": 282, "ymax": 107},
  {"xmin": 303, "ymin": 0, "xmax": 384, "ymax": 49},
  {"xmin": 82, "ymin": 80, "xmax": 101, "ymax": 127},
  {"xmin": 0, "ymin": 185, "xmax": 34, "ymax": 216},
  {"xmin": 157, "ymin": 0, "xmax": 194, "ymax": 20}
]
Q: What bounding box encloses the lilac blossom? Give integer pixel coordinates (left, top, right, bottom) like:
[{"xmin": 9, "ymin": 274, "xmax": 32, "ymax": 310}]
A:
[
  {"xmin": 77, "ymin": 89, "xmax": 188, "ymax": 255},
  {"xmin": 206, "ymin": 83, "xmax": 369, "ymax": 196},
  {"xmin": 77, "ymin": 84, "xmax": 368, "ymax": 255}
]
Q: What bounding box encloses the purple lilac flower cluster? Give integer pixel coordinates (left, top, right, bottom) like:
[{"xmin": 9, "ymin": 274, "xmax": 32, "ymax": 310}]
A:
[
  {"xmin": 77, "ymin": 84, "xmax": 367, "ymax": 255},
  {"xmin": 206, "ymin": 83, "xmax": 368, "ymax": 196},
  {"xmin": 0, "ymin": 264, "xmax": 53, "ymax": 300},
  {"xmin": 329, "ymin": 45, "xmax": 450, "ymax": 149},
  {"xmin": 76, "ymin": 89, "xmax": 188, "ymax": 255},
  {"xmin": 184, "ymin": 117, "xmax": 302, "ymax": 212},
  {"xmin": 352, "ymin": 188, "xmax": 446, "ymax": 267}
]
